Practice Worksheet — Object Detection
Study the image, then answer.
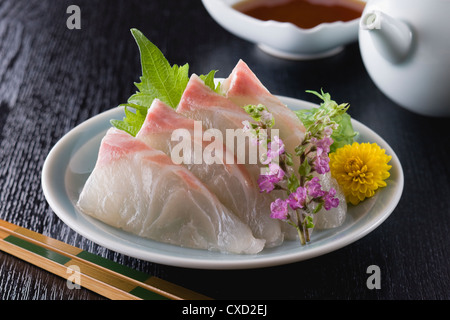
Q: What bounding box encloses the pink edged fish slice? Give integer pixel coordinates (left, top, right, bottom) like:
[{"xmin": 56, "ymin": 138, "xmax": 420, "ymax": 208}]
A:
[
  {"xmin": 177, "ymin": 76, "xmax": 284, "ymax": 248},
  {"xmin": 137, "ymin": 99, "xmax": 253, "ymax": 216},
  {"xmin": 177, "ymin": 74, "xmax": 261, "ymax": 174},
  {"xmin": 178, "ymin": 74, "xmax": 253, "ymax": 135},
  {"xmin": 221, "ymin": 60, "xmax": 306, "ymax": 170},
  {"xmin": 137, "ymin": 99, "xmax": 282, "ymax": 248},
  {"xmin": 222, "ymin": 60, "xmax": 349, "ymax": 236},
  {"xmin": 77, "ymin": 128, "xmax": 265, "ymax": 254}
]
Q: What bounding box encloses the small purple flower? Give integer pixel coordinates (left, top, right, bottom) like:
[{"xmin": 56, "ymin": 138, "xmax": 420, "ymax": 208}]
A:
[
  {"xmin": 242, "ymin": 120, "xmax": 251, "ymax": 133},
  {"xmin": 270, "ymin": 198, "xmax": 289, "ymax": 220},
  {"xmin": 323, "ymin": 187, "xmax": 340, "ymax": 210},
  {"xmin": 268, "ymin": 163, "xmax": 285, "ymax": 178},
  {"xmin": 323, "ymin": 126, "xmax": 334, "ymax": 137},
  {"xmin": 257, "ymin": 163, "xmax": 285, "ymax": 193},
  {"xmin": 258, "ymin": 175, "xmax": 276, "ymax": 193},
  {"xmin": 262, "ymin": 136, "xmax": 285, "ymax": 165},
  {"xmin": 306, "ymin": 177, "xmax": 326, "ymax": 198},
  {"xmin": 309, "ymin": 136, "xmax": 333, "ymax": 174},
  {"xmin": 242, "ymin": 120, "xmax": 260, "ymax": 146},
  {"xmin": 261, "ymin": 110, "xmax": 274, "ymax": 127},
  {"xmin": 315, "ymin": 136, "xmax": 333, "ymax": 154},
  {"xmin": 287, "ymin": 186, "xmax": 307, "ymax": 210},
  {"xmin": 270, "ymin": 136, "xmax": 285, "ymax": 156},
  {"xmin": 314, "ymin": 147, "xmax": 330, "ymax": 174}
]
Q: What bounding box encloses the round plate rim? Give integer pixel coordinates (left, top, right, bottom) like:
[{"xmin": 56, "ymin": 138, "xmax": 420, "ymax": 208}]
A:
[{"xmin": 41, "ymin": 96, "xmax": 404, "ymax": 269}]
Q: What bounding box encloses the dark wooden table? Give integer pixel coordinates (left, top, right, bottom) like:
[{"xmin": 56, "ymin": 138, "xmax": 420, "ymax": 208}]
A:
[{"xmin": 0, "ymin": 0, "xmax": 449, "ymax": 302}]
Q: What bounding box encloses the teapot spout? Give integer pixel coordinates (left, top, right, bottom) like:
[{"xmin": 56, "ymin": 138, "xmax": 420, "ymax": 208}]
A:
[{"xmin": 360, "ymin": 10, "xmax": 413, "ymax": 63}]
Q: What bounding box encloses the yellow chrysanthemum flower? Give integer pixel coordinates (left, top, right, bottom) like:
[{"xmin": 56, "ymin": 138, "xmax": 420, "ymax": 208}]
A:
[{"xmin": 329, "ymin": 142, "xmax": 392, "ymax": 205}]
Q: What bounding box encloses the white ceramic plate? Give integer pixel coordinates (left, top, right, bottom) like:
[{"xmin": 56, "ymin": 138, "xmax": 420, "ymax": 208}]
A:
[{"xmin": 42, "ymin": 96, "xmax": 404, "ymax": 270}]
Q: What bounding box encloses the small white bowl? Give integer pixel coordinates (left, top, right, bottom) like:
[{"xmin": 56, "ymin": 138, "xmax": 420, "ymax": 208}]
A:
[{"xmin": 202, "ymin": 0, "xmax": 364, "ymax": 60}]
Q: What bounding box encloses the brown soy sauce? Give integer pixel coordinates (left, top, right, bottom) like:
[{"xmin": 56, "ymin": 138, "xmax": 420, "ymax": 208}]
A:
[{"xmin": 233, "ymin": 0, "xmax": 366, "ymax": 29}]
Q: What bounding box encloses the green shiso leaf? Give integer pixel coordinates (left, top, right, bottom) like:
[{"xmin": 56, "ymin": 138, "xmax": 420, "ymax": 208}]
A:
[
  {"xmin": 129, "ymin": 28, "xmax": 189, "ymax": 109},
  {"xmin": 199, "ymin": 69, "xmax": 221, "ymax": 93},
  {"xmin": 111, "ymin": 28, "xmax": 219, "ymax": 136}
]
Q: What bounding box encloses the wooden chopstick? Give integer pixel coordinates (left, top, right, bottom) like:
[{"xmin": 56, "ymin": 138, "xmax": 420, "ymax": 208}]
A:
[{"xmin": 0, "ymin": 219, "xmax": 211, "ymax": 300}]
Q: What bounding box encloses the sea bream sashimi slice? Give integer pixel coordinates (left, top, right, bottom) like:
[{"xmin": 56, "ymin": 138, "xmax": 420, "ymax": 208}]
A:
[
  {"xmin": 136, "ymin": 98, "xmax": 253, "ymax": 219},
  {"xmin": 222, "ymin": 62, "xmax": 348, "ymax": 234},
  {"xmin": 136, "ymin": 99, "xmax": 283, "ymax": 248},
  {"xmin": 176, "ymin": 76, "xmax": 284, "ymax": 247},
  {"xmin": 77, "ymin": 128, "xmax": 265, "ymax": 254},
  {"xmin": 220, "ymin": 60, "xmax": 306, "ymax": 170},
  {"xmin": 177, "ymin": 74, "xmax": 253, "ymax": 138},
  {"xmin": 177, "ymin": 74, "xmax": 262, "ymax": 174}
]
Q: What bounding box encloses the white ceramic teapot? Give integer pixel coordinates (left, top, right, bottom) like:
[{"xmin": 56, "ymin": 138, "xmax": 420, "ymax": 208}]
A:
[{"xmin": 359, "ymin": 0, "xmax": 450, "ymax": 117}]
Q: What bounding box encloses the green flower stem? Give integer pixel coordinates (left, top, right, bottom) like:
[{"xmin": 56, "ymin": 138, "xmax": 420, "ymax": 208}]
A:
[
  {"xmin": 304, "ymin": 223, "xmax": 311, "ymax": 243},
  {"xmin": 296, "ymin": 225, "xmax": 306, "ymax": 246},
  {"xmin": 287, "ymin": 219, "xmax": 306, "ymax": 246},
  {"xmin": 296, "ymin": 210, "xmax": 307, "ymax": 245}
]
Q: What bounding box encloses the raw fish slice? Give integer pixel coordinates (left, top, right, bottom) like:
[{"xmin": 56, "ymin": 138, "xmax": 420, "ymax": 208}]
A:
[
  {"xmin": 314, "ymin": 172, "xmax": 347, "ymax": 230},
  {"xmin": 178, "ymin": 74, "xmax": 253, "ymax": 136},
  {"xmin": 77, "ymin": 128, "xmax": 264, "ymax": 254},
  {"xmin": 136, "ymin": 99, "xmax": 253, "ymax": 223},
  {"xmin": 177, "ymin": 74, "xmax": 261, "ymax": 175},
  {"xmin": 137, "ymin": 99, "xmax": 282, "ymax": 247},
  {"xmin": 177, "ymin": 76, "xmax": 284, "ymax": 247},
  {"xmin": 221, "ymin": 60, "xmax": 306, "ymax": 170},
  {"xmin": 222, "ymin": 61, "xmax": 347, "ymax": 236}
]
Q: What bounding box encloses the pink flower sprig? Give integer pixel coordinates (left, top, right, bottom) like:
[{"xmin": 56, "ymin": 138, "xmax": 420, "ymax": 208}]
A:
[
  {"xmin": 265, "ymin": 176, "xmax": 339, "ymax": 244},
  {"xmin": 244, "ymin": 103, "xmax": 340, "ymax": 246},
  {"xmin": 257, "ymin": 163, "xmax": 285, "ymax": 193}
]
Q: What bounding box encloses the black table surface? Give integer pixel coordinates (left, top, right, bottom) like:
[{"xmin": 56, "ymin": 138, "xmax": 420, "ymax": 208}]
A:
[{"xmin": 0, "ymin": 0, "xmax": 449, "ymax": 301}]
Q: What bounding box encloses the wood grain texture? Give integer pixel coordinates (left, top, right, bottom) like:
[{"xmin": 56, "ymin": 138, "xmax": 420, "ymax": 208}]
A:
[
  {"xmin": 0, "ymin": 0, "xmax": 449, "ymax": 300},
  {"xmin": 0, "ymin": 219, "xmax": 209, "ymax": 300}
]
